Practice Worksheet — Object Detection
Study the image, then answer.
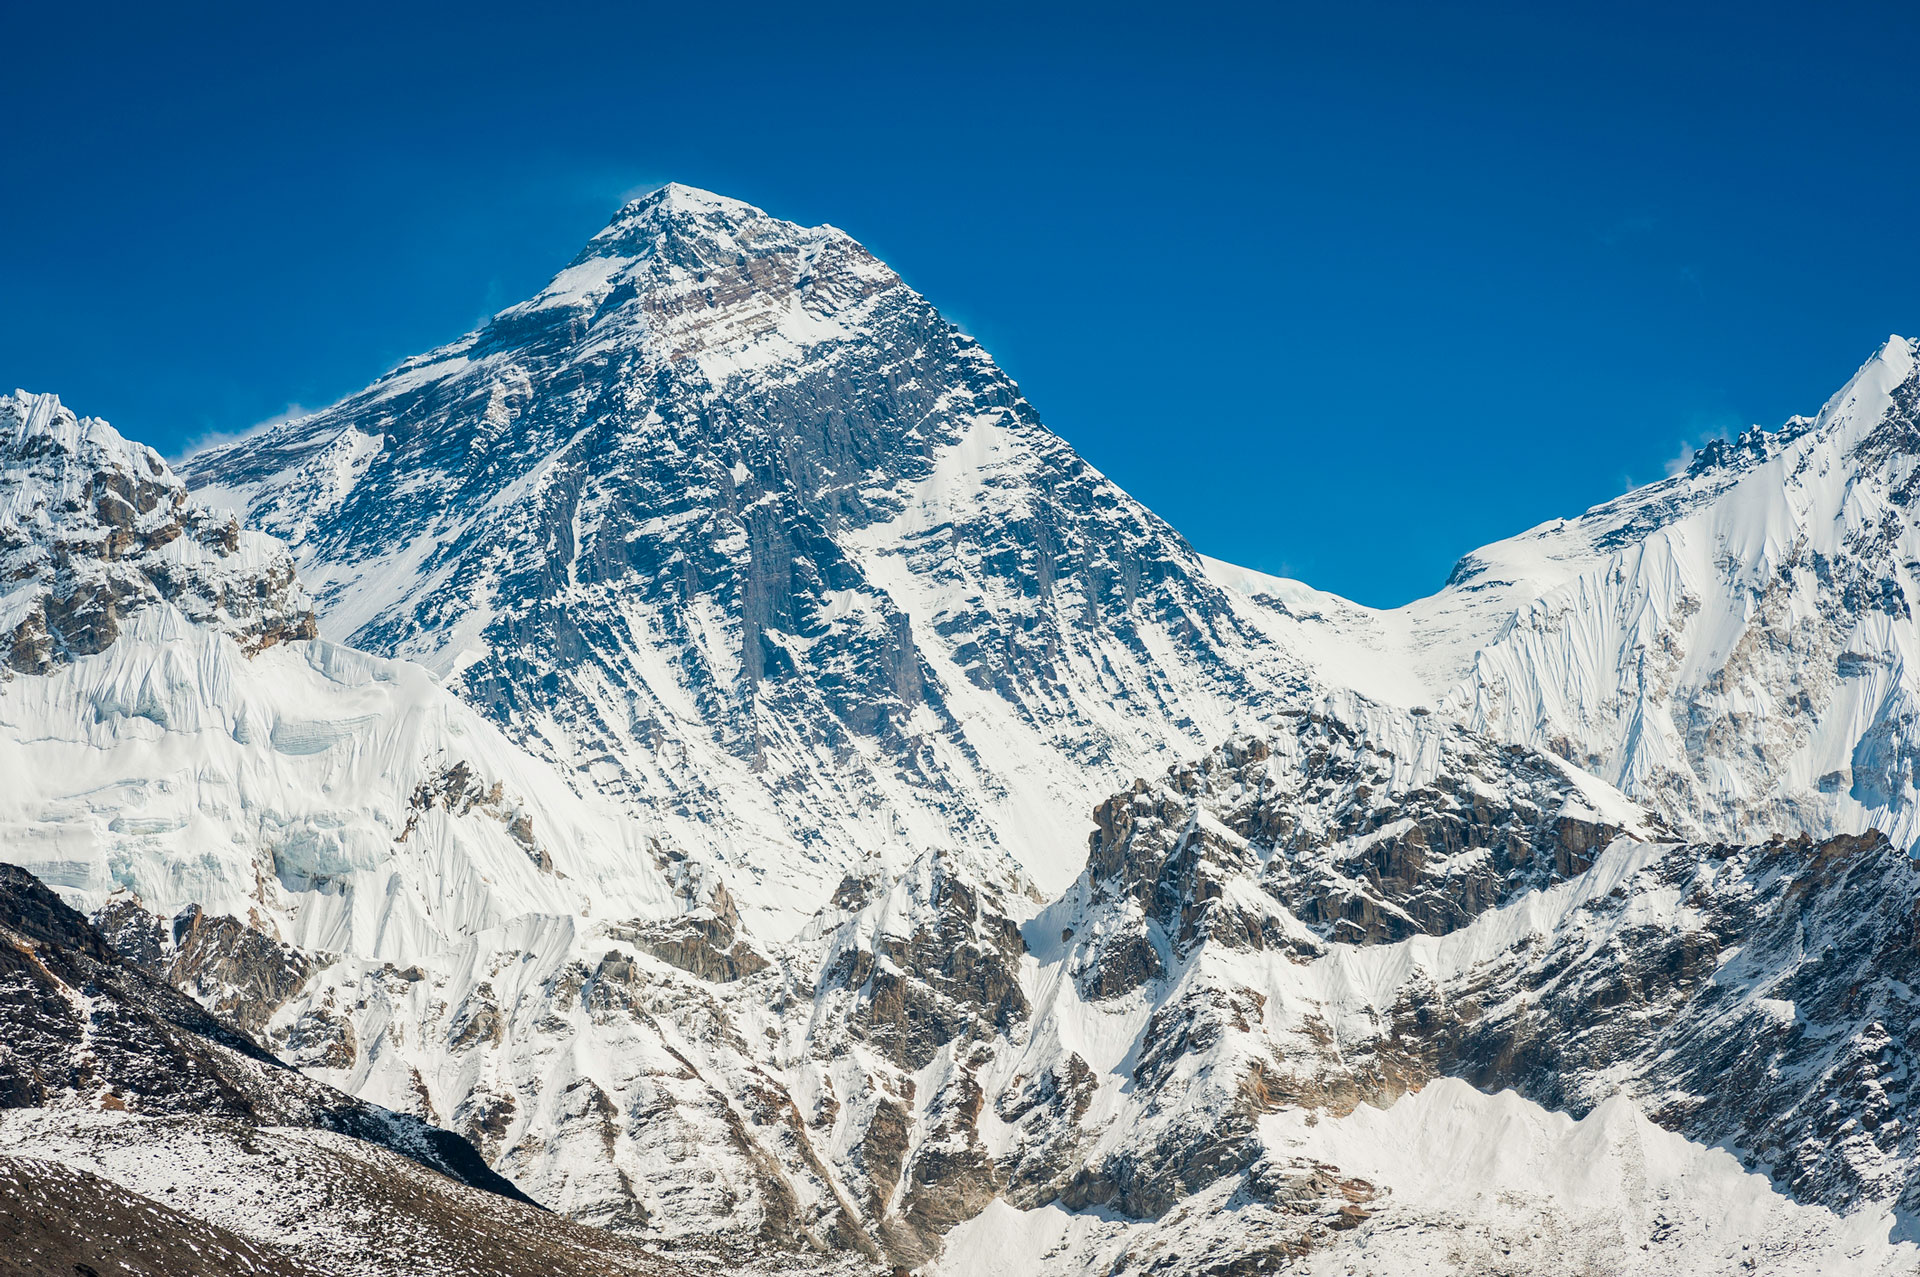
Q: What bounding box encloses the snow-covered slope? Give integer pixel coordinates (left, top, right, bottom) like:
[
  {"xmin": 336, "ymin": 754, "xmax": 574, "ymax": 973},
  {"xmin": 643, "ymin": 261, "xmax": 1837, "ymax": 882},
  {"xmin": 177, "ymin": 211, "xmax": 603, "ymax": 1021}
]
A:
[
  {"xmin": 938, "ymin": 1079, "xmax": 1917, "ymax": 1277},
  {"xmin": 182, "ymin": 184, "xmax": 1312, "ymax": 934},
  {"xmin": 1214, "ymin": 336, "xmax": 1920, "ymax": 849},
  {"xmin": 15, "ymin": 184, "xmax": 1920, "ymax": 1276},
  {"xmin": 0, "ymin": 395, "xmax": 674, "ymax": 941},
  {"xmin": 1, "ymin": 616, "xmax": 678, "ymax": 936}
]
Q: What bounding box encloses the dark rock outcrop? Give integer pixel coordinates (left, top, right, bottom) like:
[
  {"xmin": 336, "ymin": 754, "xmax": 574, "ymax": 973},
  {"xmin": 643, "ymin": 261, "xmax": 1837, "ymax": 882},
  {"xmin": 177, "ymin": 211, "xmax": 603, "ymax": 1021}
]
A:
[
  {"xmin": 0, "ymin": 863, "xmax": 528, "ymax": 1206},
  {"xmin": 1075, "ymin": 707, "xmax": 1647, "ymax": 1001}
]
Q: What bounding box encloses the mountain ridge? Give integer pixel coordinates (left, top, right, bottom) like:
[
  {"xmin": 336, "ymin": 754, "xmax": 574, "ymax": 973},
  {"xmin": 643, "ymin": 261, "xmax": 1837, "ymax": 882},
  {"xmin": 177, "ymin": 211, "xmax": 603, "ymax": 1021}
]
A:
[
  {"xmin": 6, "ymin": 184, "xmax": 1920, "ymax": 1273},
  {"xmin": 1218, "ymin": 333, "xmax": 1920, "ymax": 852}
]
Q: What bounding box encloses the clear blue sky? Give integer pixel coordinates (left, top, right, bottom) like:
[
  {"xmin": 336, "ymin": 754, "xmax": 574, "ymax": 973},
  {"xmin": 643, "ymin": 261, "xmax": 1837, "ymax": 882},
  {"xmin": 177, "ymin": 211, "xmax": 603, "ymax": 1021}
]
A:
[{"xmin": 5, "ymin": 1, "xmax": 1917, "ymax": 606}]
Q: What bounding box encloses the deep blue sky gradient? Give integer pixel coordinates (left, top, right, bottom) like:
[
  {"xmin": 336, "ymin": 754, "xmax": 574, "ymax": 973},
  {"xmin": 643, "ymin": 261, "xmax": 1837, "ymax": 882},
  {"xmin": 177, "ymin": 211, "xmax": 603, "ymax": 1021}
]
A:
[{"xmin": 5, "ymin": 1, "xmax": 1919, "ymax": 605}]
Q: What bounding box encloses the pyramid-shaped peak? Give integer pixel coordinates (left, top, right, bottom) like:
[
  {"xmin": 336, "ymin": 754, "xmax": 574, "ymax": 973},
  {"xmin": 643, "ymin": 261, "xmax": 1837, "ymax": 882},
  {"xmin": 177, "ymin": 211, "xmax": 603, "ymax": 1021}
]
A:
[
  {"xmin": 573, "ymin": 183, "xmax": 796, "ymax": 267},
  {"xmin": 610, "ymin": 182, "xmax": 767, "ymax": 224}
]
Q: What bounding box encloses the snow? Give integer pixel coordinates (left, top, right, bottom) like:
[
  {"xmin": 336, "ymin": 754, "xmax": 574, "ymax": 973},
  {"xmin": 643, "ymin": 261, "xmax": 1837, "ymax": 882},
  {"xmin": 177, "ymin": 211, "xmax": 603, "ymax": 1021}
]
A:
[
  {"xmin": 937, "ymin": 1080, "xmax": 1918, "ymax": 1277},
  {"xmin": 1278, "ymin": 1080, "xmax": 1916, "ymax": 1276},
  {"xmin": 0, "ymin": 610, "xmax": 675, "ymax": 934},
  {"xmin": 1200, "ymin": 554, "xmax": 1428, "ymax": 708},
  {"xmin": 1206, "ymin": 335, "xmax": 1920, "ymax": 849},
  {"xmin": 20, "ymin": 185, "xmax": 1920, "ymax": 1274}
]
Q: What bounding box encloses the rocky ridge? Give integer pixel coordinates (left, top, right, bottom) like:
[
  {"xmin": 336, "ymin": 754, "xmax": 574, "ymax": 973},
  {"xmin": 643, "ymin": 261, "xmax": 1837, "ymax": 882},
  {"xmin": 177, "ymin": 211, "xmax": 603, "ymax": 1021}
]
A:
[{"xmin": 1, "ymin": 390, "xmax": 314, "ymax": 676}]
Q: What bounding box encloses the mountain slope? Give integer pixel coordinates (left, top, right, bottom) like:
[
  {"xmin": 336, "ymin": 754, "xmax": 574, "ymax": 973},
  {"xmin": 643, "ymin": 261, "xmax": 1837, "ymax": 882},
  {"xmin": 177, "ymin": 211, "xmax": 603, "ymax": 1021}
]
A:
[
  {"xmin": 183, "ymin": 184, "xmax": 1311, "ymax": 932},
  {"xmin": 937, "ymin": 1079, "xmax": 1916, "ymax": 1277},
  {"xmin": 0, "ymin": 392, "xmax": 760, "ymax": 1240},
  {"xmin": 0, "ymin": 863, "xmax": 702, "ymax": 1277},
  {"xmin": 0, "ymin": 861, "xmax": 524, "ymax": 1198},
  {"xmin": 1217, "ymin": 336, "xmax": 1920, "ymax": 850},
  {"xmin": 938, "ymin": 780, "xmax": 1920, "ymax": 1276}
]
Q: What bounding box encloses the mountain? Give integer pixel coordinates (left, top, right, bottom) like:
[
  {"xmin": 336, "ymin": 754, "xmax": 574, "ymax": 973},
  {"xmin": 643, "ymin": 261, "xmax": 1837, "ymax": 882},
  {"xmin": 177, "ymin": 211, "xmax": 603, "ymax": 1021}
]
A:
[
  {"xmin": 0, "ymin": 861, "xmax": 698, "ymax": 1276},
  {"xmin": 1220, "ymin": 335, "xmax": 1920, "ymax": 852},
  {"xmin": 0, "ymin": 390, "xmax": 678, "ymax": 937},
  {"xmin": 182, "ymin": 183, "xmax": 1311, "ymax": 934},
  {"xmin": 8, "ymin": 183, "xmax": 1920, "ymax": 1275}
]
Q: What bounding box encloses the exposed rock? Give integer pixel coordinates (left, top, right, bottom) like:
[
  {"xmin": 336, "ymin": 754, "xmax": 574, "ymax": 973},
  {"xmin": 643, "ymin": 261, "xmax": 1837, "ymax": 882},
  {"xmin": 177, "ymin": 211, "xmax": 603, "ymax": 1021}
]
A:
[
  {"xmin": 0, "ymin": 862, "xmax": 528, "ymax": 1205},
  {"xmin": 93, "ymin": 896, "xmax": 317, "ymax": 1038},
  {"xmin": 1075, "ymin": 699, "xmax": 1651, "ymax": 999},
  {"xmin": 404, "ymin": 760, "xmax": 553, "ymax": 873},
  {"xmin": 617, "ymin": 912, "xmax": 769, "ymax": 983},
  {"xmin": 1415, "ymin": 830, "xmax": 1920, "ymax": 1218},
  {"xmin": 0, "ymin": 391, "xmax": 315, "ymax": 676},
  {"xmin": 816, "ymin": 853, "xmax": 1029, "ymax": 1072}
]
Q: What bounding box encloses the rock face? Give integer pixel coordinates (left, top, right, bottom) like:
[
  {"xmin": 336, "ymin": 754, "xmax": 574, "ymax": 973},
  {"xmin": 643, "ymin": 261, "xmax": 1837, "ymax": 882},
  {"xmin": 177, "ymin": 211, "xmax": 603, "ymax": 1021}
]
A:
[
  {"xmin": 1, "ymin": 390, "xmax": 315, "ymax": 675},
  {"xmin": 1419, "ymin": 830, "xmax": 1920, "ymax": 1217},
  {"xmin": 94, "ymin": 897, "xmax": 316, "ymax": 1038},
  {"xmin": 1078, "ymin": 695, "xmax": 1652, "ymax": 966},
  {"xmin": 965, "ymin": 773, "xmax": 1920, "ymax": 1274},
  {"xmin": 183, "ymin": 183, "xmax": 1308, "ymax": 931},
  {"xmin": 996, "ymin": 709, "xmax": 1657, "ymax": 1227}
]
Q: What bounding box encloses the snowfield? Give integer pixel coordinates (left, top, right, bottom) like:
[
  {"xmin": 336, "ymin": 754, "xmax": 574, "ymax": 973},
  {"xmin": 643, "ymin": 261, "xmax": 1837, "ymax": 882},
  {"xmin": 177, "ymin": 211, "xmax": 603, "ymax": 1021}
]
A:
[{"xmin": 6, "ymin": 190, "xmax": 1920, "ymax": 1274}]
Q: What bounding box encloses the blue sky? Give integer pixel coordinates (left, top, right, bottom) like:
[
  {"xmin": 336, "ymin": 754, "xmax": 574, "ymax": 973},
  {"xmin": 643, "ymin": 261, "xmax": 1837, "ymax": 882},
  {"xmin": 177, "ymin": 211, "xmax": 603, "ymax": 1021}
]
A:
[{"xmin": 4, "ymin": 1, "xmax": 1917, "ymax": 606}]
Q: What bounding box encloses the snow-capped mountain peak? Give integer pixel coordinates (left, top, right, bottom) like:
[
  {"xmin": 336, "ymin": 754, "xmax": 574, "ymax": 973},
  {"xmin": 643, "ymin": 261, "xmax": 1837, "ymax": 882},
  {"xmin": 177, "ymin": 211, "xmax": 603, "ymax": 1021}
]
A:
[
  {"xmin": 472, "ymin": 177, "xmax": 888, "ymax": 386},
  {"xmin": 13, "ymin": 185, "xmax": 1920, "ymax": 1274},
  {"xmin": 184, "ymin": 187, "xmax": 1313, "ymax": 933},
  {"xmin": 6, "ymin": 388, "xmax": 166, "ymax": 481},
  {"xmin": 619, "ymin": 179, "xmax": 760, "ymax": 214},
  {"xmin": 591, "ymin": 181, "xmax": 787, "ymax": 253}
]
